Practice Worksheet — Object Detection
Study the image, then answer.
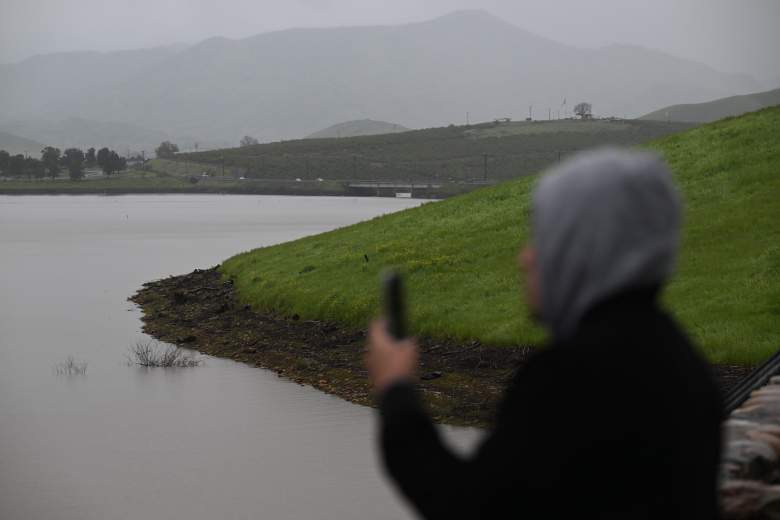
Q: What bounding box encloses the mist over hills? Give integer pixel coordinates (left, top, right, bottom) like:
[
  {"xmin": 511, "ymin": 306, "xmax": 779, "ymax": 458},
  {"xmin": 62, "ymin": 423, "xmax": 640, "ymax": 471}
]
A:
[
  {"xmin": 640, "ymin": 87, "xmax": 780, "ymax": 123},
  {"xmin": 0, "ymin": 131, "xmax": 45, "ymax": 156},
  {"xmin": 306, "ymin": 119, "xmax": 409, "ymax": 139},
  {"xmin": 0, "ymin": 10, "xmax": 758, "ymax": 151},
  {"xmin": 0, "ymin": 117, "xmax": 171, "ymax": 154}
]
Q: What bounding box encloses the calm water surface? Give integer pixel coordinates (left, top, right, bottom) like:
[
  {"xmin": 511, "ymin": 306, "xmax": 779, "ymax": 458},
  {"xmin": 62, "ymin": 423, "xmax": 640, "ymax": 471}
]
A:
[{"xmin": 0, "ymin": 195, "xmax": 481, "ymax": 520}]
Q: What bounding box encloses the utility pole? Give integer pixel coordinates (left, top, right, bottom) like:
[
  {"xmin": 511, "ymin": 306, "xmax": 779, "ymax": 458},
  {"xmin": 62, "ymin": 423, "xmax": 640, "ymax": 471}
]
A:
[
  {"xmin": 529, "ymin": 106, "xmax": 533, "ymax": 121},
  {"xmin": 466, "ymin": 111, "xmax": 470, "ymax": 126},
  {"xmin": 548, "ymin": 108, "xmax": 551, "ymax": 121},
  {"xmin": 483, "ymin": 153, "xmax": 488, "ymax": 181}
]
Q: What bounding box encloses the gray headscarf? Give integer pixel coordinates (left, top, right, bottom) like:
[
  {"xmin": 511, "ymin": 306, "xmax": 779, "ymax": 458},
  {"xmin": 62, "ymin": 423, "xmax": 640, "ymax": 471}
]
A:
[{"xmin": 532, "ymin": 148, "xmax": 681, "ymax": 340}]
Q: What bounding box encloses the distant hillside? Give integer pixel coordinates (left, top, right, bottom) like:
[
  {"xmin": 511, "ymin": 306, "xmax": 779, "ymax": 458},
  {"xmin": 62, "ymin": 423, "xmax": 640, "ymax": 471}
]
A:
[
  {"xmin": 176, "ymin": 118, "xmax": 692, "ymax": 183},
  {"xmin": 0, "ymin": 131, "xmax": 45, "ymax": 156},
  {"xmin": 0, "ymin": 117, "xmax": 172, "ymax": 155},
  {"xmin": 640, "ymin": 87, "xmax": 780, "ymax": 123},
  {"xmin": 306, "ymin": 119, "xmax": 409, "ymax": 139},
  {"xmin": 221, "ymin": 106, "xmax": 780, "ymax": 365},
  {"xmin": 0, "ymin": 10, "xmax": 757, "ymax": 147},
  {"xmin": 0, "ymin": 45, "xmax": 182, "ymax": 122}
]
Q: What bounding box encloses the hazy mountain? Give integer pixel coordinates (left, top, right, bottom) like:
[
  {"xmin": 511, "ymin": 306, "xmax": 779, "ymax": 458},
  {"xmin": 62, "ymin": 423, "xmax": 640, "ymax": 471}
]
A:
[
  {"xmin": 640, "ymin": 87, "xmax": 780, "ymax": 123},
  {"xmin": 0, "ymin": 10, "xmax": 759, "ymax": 147},
  {"xmin": 0, "ymin": 117, "xmax": 171, "ymax": 154},
  {"xmin": 306, "ymin": 119, "xmax": 409, "ymax": 139},
  {"xmin": 0, "ymin": 131, "xmax": 46, "ymax": 156},
  {"xmin": 0, "ymin": 45, "xmax": 184, "ymax": 121}
]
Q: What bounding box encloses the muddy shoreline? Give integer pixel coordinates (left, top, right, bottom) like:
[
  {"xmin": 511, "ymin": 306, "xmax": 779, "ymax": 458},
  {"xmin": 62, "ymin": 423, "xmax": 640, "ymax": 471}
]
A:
[{"xmin": 130, "ymin": 267, "xmax": 751, "ymax": 428}]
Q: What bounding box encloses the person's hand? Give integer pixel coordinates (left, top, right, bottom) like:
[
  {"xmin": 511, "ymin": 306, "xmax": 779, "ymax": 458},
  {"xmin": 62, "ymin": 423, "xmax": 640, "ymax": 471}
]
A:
[{"xmin": 365, "ymin": 319, "xmax": 419, "ymax": 394}]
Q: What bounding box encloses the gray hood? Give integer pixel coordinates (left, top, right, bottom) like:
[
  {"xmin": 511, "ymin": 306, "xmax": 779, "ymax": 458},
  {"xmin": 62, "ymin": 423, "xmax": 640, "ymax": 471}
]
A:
[{"xmin": 532, "ymin": 148, "xmax": 681, "ymax": 340}]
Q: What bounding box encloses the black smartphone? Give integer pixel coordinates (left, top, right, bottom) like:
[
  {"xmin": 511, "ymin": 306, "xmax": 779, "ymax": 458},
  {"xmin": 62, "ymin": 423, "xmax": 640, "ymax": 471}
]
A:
[{"xmin": 382, "ymin": 270, "xmax": 406, "ymax": 340}]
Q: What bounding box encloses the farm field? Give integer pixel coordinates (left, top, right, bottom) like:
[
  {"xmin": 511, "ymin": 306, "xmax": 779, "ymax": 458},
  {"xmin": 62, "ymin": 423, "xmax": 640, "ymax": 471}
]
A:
[{"xmin": 174, "ymin": 119, "xmax": 692, "ymax": 184}]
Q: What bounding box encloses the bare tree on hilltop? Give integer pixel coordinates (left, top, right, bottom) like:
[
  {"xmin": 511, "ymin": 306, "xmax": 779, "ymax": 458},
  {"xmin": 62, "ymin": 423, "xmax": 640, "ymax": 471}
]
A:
[
  {"xmin": 240, "ymin": 135, "xmax": 259, "ymax": 147},
  {"xmin": 574, "ymin": 102, "xmax": 593, "ymax": 119}
]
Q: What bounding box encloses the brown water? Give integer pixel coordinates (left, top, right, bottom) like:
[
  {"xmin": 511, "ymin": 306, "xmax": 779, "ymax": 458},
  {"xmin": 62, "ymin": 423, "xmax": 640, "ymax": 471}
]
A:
[{"xmin": 0, "ymin": 195, "xmax": 481, "ymax": 520}]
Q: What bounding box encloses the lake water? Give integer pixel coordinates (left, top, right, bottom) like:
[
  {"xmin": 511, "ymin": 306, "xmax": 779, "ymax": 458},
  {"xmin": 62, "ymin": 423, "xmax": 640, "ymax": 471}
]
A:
[{"xmin": 0, "ymin": 195, "xmax": 482, "ymax": 520}]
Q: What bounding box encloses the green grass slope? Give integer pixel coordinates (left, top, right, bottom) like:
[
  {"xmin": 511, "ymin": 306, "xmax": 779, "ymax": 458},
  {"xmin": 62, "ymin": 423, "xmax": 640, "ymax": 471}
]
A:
[{"xmin": 221, "ymin": 107, "xmax": 780, "ymax": 364}]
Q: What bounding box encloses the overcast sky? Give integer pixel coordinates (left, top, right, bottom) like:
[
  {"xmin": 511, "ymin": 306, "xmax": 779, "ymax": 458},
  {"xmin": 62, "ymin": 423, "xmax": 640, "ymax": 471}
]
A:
[{"xmin": 2, "ymin": 0, "xmax": 778, "ymax": 87}]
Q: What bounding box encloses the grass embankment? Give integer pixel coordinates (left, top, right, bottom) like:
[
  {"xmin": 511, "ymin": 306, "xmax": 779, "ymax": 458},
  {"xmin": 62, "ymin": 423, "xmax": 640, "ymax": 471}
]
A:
[{"xmin": 222, "ymin": 107, "xmax": 780, "ymax": 365}]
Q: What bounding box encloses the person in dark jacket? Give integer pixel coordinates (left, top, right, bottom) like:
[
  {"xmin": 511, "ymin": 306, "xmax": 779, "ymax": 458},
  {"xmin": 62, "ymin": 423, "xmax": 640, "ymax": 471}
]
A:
[{"xmin": 365, "ymin": 148, "xmax": 724, "ymax": 519}]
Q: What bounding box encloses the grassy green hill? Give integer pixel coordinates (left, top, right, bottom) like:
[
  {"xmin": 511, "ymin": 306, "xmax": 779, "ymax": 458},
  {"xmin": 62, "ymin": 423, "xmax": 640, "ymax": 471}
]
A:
[
  {"xmin": 221, "ymin": 107, "xmax": 780, "ymax": 365},
  {"xmin": 640, "ymin": 87, "xmax": 780, "ymax": 123},
  {"xmin": 176, "ymin": 119, "xmax": 691, "ymax": 184}
]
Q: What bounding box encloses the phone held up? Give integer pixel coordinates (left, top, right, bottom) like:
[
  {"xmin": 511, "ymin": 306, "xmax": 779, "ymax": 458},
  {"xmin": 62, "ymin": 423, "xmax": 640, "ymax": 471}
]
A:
[{"xmin": 382, "ymin": 270, "xmax": 407, "ymax": 341}]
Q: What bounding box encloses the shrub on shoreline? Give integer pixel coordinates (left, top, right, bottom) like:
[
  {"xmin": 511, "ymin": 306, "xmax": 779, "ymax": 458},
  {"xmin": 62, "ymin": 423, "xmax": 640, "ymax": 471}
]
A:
[{"xmin": 127, "ymin": 340, "xmax": 202, "ymax": 368}]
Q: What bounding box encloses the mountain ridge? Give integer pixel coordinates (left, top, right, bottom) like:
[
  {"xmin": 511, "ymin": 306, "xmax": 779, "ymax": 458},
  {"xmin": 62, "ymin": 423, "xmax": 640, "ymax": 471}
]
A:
[
  {"xmin": 0, "ymin": 10, "xmax": 759, "ymax": 150},
  {"xmin": 0, "ymin": 131, "xmax": 46, "ymax": 156},
  {"xmin": 640, "ymin": 87, "xmax": 780, "ymax": 123}
]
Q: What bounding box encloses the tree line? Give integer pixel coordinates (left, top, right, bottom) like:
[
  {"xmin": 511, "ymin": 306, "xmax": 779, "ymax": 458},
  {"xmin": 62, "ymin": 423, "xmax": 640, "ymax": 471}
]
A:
[{"xmin": 0, "ymin": 146, "xmax": 128, "ymax": 180}]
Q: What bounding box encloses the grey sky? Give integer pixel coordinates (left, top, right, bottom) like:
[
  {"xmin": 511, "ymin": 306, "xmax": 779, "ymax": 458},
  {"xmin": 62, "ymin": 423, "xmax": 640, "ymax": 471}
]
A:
[{"xmin": 2, "ymin": 0, "xmax": 778, "ymax": 87}]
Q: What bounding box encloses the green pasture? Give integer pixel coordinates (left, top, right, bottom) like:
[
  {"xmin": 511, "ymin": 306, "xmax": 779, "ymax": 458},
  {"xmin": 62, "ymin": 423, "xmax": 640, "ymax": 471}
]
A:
[{"xmin": 219, "ymin": 107, "xmax": 778, "ymax": 364}]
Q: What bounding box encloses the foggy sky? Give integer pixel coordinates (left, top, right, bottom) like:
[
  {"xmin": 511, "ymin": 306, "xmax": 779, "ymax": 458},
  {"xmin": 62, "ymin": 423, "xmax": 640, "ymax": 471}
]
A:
[{"xmin": 2, "ymin": 0, "xmax": 779, "ymax": 87}]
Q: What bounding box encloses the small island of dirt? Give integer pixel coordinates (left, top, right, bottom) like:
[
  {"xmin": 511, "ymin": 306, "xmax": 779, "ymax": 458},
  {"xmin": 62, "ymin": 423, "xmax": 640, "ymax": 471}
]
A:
[{"xmin": 130, "ymin": 267, "xmax": 751, "ymax": 428}]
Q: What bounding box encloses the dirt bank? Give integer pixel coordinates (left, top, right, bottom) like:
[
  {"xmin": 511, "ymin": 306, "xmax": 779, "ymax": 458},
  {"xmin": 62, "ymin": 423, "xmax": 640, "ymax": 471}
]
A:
[{"xmin": 130, "ymin": 267, "xmax": 751, "ymax": 427}]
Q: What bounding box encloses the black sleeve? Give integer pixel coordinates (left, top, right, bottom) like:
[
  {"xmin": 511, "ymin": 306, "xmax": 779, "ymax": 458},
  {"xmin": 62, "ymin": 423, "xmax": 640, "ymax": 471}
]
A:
[{"xmin": 378, "ymin": 380, "xmax": 529, "ymax": 519}]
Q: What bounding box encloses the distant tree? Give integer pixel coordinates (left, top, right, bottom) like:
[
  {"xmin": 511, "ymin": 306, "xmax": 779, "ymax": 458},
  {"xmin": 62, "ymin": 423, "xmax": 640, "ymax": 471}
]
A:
[
  {"xmin": 97, "ymin": 147, "xmax": 111, "ymax": 172},
  {"xmin": 8, "ymin": 154, "xmax": 25, "ymax": 178},
  {"xmin": 85, "ymin": 147, "xmax": 97, "ymax": 166},
  {"xmin": 574, "ymin": 102, "xmax": 592, "ymax": 119},
  {"xmin": 108, "ymin": 151, "xmax": 127, "ymax": 175},
  {"xmin": 240, "ymin": 135, "xmax": 259, "ymax": 147},
  {"xmin": 41, "ymin": 146, "xmax": 61, "ymax": 179},
  {"xmin": 24, "ymin": 157, "xmax": 45, "ymax": 179},
  {"xmin": 115, "ymin": 153, "xmax": 127, "ymax": 173},
  {"xmin": 63, "ymin": 148, "xmax": 85, "ymax": 180},
  {"xmin": 0, "ymin": 150, "xmax": 9, "ymax": 174},
  {"xmin": 97, "ymin": 148, "xmax": 127, "ymax": 175},
  {"xmin": 155, "ymin": 141, "xmax": 179, "ymax": 159}
]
